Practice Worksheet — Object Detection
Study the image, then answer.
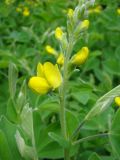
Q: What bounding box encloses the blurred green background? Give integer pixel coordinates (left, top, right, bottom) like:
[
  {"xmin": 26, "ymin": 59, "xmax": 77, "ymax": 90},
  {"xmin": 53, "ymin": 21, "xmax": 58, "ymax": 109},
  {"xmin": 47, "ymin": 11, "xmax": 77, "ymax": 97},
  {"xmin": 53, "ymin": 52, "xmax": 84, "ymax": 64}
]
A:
[{"xmin": 0, "ymin": 0, "xmax": 120, "ymax": 160}]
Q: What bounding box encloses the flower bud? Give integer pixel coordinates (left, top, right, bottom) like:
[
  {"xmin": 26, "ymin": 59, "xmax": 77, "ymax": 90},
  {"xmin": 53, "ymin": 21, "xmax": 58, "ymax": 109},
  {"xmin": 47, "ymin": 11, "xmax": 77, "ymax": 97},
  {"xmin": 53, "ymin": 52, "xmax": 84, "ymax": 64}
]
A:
[
  {"xmin": 45, "ymin": 45, "xmax": 57, "ymax": 56},
  {"xmin": 71, "ymin": 47, "xmax": 89, "ymax": 65},
  {"xmin": 115, "ymin": 97, "xmax": 120, "ymax": 107},
  {"xmin": 67, "ymin": 8, "xmax": 74, "ymax": 18},
  {"xmin": 80, "ymin": 20, "xmax": 90, "ymax": 30},
  {"xmin": 57, "ymin": 53, "xmax": 64, "ymax": 65},
  {"xmin": 117, "ymin": 8, "xmax": 120, "ymax": 15},
  {"xmin": 89, "ymin": 5, "xmax": 102, "ymax": 14},
  {"xmin": 23, "ymin": 7, "xmax": 30, "ymax": 16},
  {"xmin": 55, "ymin": 27, "xmax": 63, "ymax": 40}
]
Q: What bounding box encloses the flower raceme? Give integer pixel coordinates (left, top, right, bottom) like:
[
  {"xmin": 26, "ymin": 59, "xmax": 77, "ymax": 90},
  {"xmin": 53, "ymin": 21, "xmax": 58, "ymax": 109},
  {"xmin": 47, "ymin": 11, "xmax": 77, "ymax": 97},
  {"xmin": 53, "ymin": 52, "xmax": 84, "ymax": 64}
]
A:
[
  {"xmin": 115, "ymin": 97, "xmax": 120, "ymax": 107},
  {"xmin": 28, "ymin": 62, "xmax": 62, "ymax": 94},
  {"xmin": 71, "ymin": 47, "xmax": 89, "ymax": 65}
]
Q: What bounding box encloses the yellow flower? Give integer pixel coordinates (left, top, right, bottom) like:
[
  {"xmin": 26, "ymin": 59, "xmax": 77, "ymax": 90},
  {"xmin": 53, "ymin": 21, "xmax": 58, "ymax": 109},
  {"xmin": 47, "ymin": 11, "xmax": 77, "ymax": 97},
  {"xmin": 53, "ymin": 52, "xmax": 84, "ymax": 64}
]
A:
[
  {"xmin": 115, "ymin": 97, "xmax": 120, "ymax": 106},
  {"xmin": 23, "ymin": 7, "xmax": 30, "ymax": 16},
  {"xmin": 57, "ymin": 53, "xmax": 64, "ymax": 65},
  {"xmin": 117, "ymin": 8, "xmax": 120, "ymax": 15},
  {"xmin": 80, "ymin": 20, "xmax": 90, "ymax": 30},
  {"xmin": 71, "ymin": 47, "xmax": 89, "ymax": 65},
  {"xmin": 67, "ymin": 8, "xmax": 74, "ymax": 18},
  {"xmin": 28, "ymin": 62, "xmax": 62, "ymax": 94},
  {"xmin": 45, "ymin": 45, "xmax": 57, "ymax": 56},
  {"xmin": 55, "ymin": 27, "xmax": 63, "ymax": 40}
]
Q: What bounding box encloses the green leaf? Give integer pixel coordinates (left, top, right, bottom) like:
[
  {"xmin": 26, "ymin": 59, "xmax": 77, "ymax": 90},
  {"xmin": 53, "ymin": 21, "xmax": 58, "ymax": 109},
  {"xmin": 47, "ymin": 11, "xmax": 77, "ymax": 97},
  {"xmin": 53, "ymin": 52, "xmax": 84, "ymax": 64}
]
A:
[
  {"xmin": 0, "ymin": 116, "xmax": 22, "ymax": 159},
  {"xmin": 37, "ymin": 122, "xmax": 60, "ymax": 152},
  {"xmin": 8, "ymin": 62, "xmax": 18, "ymax": 99},
  {"xmin": 33, "ymin": 111, "xmax": 42, "ymax": 153},
  {"xmin": 66, "ymin": 110, "xmax": 79, "ymax": 137},
  {"xmin": 15, "ymin": 130, "xmax": 35, "ymax": 159},
  {"xmin": 36, "ymin": 122, "xmax": 64, "ymax": 158},
  {"xmin": 85, "ymin": 85, "xmax": 120, "ymax": 120},
  {"xmin": 101, "ymin": 156, "xmax": 115, "ymax": 160},
  {"xmin": 38, "ymin": 102, "xmax": 60, "ymax": 113},
  {"xmin": 71, "ymin": 90, "xmax": 91, "ymax": 105},
  {"xmin": 7, "ymin": 98, "xmax": 19, "ymax": 123},
  {"xmin": 88, "ymin": 153, "xmax": 102, "ymax": 160},
  {"xmin": 39, "ymin": 142, "xmax": 63, "ymax": 159},
  {"xmin": 109, "ymin": 108, "xmax": 120, "ymax": 159},
  {"xmin": 37, "ymin": 120, "xmax": 78, "ymax": 159},
  {"xmin": 48, "ymin": 132, "xmax": 69, "ymax": 148},
  {"xmin": 103, "ymin": 59, "xmax": 120, "ymax": 76},
  {"xmin": 0, "ymin": 130, "xmax": 12, "ymax": 160},
  {"xmin": 20, "ymin": 103, "xmax": 33, "ymax": 139}
]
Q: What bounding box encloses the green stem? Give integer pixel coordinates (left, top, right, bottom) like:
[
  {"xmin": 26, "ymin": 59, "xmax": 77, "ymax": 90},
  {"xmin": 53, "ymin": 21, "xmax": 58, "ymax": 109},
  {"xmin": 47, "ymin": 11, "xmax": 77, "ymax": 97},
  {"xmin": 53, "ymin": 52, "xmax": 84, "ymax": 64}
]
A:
[
  {"xmin": 32, "ymin": 129, "xmax": 38, "ymax": 160},
  {"xmin": 35, "ymin": 95, "xmax": 41, "ymax": 107},
  {"xmin": 59, "ymin": 39, "xmax": 73, "ymax": 160},
  {"xmin": 59, "ymin": 63, "xmax": 69, "ymax": 160},
  {"xmin": 72, "ymin": 133, "xmax": 109, "ymax": 145},
  {"xmin": 59, "ymin": 87, "xmax": 67, "ymax": 139}
]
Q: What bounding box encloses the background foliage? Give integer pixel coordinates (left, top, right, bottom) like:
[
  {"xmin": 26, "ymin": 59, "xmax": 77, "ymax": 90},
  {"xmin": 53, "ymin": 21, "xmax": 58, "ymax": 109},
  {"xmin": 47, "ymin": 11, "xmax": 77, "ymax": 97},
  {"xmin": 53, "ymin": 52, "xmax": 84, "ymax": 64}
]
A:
[{"xmin": 0, "ymin": 0, "xmax": 120, "ymax": 160}]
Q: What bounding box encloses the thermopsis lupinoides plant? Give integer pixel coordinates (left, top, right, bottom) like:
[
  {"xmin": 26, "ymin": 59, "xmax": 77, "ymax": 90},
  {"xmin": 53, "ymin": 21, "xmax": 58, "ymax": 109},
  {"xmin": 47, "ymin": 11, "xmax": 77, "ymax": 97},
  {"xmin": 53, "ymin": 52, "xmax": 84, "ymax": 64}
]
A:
[
  {"xmin": 5, "ymin": 0, "xmax": 119, "ymax": 160},
  {"xmin": 28, "ymin": 0, "xmax": 95, "ymax": 159}
]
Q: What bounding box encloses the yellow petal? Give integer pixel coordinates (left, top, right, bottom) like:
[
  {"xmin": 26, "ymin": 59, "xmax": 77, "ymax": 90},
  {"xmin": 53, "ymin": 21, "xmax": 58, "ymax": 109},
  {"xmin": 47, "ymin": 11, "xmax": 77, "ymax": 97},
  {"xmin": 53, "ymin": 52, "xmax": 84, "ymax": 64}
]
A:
[
  {"xmin": 37, "ymin": 63, "xmax": 44, "ymax": 77},
  {"xmin": 43, "ymin": 62, "xmax": 62, "ymax": 89},
  {"xmin": 28, "ymin": 76, "xmax": 50, "ymax": 94},
  {"xmin": 115, "ymin": 97, "xmax": 120, "ymax": 106},
  {"xmin": 57, "ymin": 53, "xmax": 64, "ymax": 65},
  {"xmin": 71, "ymin": 47, "xmax": 89, "ymax": 65}
]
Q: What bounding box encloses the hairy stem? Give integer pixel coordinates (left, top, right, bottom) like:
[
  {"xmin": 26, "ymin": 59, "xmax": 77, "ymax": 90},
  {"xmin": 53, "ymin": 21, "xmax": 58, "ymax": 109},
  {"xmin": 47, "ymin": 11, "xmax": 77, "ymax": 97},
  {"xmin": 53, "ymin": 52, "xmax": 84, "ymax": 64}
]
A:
[
  {"xmin": 72, "ymin": 133, "xmax": 109, "ymax": 145},
  {"xmin": 59, "ymin": 39, "xmax": 73, "ymax": 160}
]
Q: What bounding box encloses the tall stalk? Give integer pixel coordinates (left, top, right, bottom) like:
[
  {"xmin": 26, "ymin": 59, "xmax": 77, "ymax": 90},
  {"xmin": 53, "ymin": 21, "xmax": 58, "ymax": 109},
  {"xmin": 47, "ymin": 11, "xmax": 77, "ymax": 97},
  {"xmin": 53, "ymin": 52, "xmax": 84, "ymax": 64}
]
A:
[
  {"xmin": 59, "ymin": 40, "xmax": 74, "ymax": 160},
  {"xmin": 58, "ymin": 1, "xmax": 95, "ymax": 159}
]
